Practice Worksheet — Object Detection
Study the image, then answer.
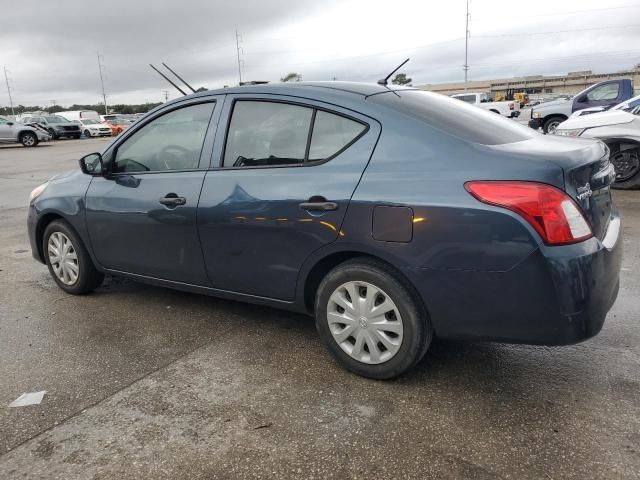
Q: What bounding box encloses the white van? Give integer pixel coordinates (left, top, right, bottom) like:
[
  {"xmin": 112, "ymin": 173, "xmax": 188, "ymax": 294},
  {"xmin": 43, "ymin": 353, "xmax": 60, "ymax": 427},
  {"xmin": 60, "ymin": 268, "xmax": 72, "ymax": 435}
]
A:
[{"xmin": 57, "ymin": 110, "xmax": 100, "ymax": 122}]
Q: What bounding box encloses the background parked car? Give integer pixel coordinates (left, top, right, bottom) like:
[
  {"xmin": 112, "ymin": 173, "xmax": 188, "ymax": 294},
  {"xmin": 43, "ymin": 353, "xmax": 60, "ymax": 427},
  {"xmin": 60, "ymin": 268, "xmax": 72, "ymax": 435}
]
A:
[
  {"xmin": 0, "ymin": 115, "xmax": 51, "ymax": 147},
  {"xmin": 105, "ymin": 118, "xmax": 132, "ymax": 136},
  {"xmin": 555, "ymin": 106, "xmax": 640, "ymax": 189},
  {"xmin": 21, "ymin": 114, "xmax": 82, "ymax": 139},
  {"xmin": 451, "ymin": 92, "xmax": 520, "ymax": 118},
  {"xmin": 56, "ymin": 110, "xmax": 101, "ymax": 122},
  {"xmin": 76, "ymin": 119, "xmax": 112, "ymax": 138},
  {"xmin": 569, "ymin": 94, "xmax": 640, "ymax": 118},
  {"xmin": 528, "ymin": 79, "xmax": 634, "ymax": 134}
]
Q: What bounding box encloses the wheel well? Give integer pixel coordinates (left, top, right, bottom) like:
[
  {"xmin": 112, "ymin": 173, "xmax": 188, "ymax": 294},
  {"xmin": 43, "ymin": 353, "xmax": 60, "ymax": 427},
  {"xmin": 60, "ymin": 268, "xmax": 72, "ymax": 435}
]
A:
[
  {"xmin": 543, "ymin": 114, "xmax": 567, "ymax": 124},
  {"xmin": 303, "ymin": 251, "xmax": 424, "ymax": 315},
  {"xmin": 35, "ymin": 213, "xmax": 63, "ymax": 262},
  {"xmin": 18, "ymin": 130, "xmax": 35, "ymax": 139}
]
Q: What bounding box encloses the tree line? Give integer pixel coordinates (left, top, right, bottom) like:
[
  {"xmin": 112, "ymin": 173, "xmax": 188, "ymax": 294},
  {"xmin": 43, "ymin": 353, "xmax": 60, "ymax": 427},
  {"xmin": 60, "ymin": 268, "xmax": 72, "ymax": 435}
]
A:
[{"xmin": 0, "ymin": 102, "xmax": 163, "ymax": 117}]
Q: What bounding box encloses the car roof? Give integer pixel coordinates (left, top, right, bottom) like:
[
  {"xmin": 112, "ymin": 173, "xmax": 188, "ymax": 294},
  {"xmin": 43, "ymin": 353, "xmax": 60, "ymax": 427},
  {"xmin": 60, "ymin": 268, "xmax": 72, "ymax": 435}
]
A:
[{"xmin": 182, "ymin": 81, "xmax": 410, "ymax": 100}]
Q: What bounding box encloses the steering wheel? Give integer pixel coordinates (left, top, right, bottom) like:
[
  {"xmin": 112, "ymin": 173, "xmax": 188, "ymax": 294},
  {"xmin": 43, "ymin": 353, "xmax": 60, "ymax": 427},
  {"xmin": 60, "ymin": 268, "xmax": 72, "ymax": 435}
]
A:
[{"xmin": 159, "ymin": 145, "xmax": 191, "ymax": 170}]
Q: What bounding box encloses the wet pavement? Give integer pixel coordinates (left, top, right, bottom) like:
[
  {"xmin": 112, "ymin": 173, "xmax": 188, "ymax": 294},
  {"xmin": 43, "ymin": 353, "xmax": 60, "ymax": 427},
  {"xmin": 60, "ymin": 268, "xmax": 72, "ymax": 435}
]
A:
[{"xmin": 0, "ymin": 139, "xmax": 639, "ymax": 479}]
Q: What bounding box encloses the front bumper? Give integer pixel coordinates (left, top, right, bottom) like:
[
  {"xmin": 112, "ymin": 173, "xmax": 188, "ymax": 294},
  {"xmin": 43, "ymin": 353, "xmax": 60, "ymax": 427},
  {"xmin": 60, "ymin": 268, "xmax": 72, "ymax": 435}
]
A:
[
  {"xmin": 27, "ymin": 204, "xmax": 44, "ymax": 263},
  {"xmin": 528, "ymin": 119, "xmax": 542, "ymax": 129},
  {"xmin": 414, "ymin": 211, "xmax": 622, "ymax": 345},
  {"xmin": 85, "ymin": 130, "xmax": 112, "ymax": 137}
]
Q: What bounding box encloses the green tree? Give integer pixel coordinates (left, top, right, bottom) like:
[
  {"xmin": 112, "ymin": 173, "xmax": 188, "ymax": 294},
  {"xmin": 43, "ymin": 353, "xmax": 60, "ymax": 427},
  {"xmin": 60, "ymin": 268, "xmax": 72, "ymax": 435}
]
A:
[
  {"xmin": 280, "ymin": 72, "xmax": 302, "ymax": 82},
  {"xmin": 391, "ymin": 73, "xmax": 412, "ymax": 86}
]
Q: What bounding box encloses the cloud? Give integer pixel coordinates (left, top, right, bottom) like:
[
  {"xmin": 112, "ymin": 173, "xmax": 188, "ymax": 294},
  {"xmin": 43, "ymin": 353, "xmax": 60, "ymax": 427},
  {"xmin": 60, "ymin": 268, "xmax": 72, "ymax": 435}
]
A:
[{"xmin": 1, "ymin": 0, "xmax": 638, "ymax": 106}]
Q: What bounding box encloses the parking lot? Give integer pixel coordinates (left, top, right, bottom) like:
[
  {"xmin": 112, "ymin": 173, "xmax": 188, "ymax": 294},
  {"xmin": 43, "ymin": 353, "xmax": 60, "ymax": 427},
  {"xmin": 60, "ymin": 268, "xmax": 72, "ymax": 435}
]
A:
[{"xmin": 0, "ymin": 139, "xmax": 639, "ymax": 479}]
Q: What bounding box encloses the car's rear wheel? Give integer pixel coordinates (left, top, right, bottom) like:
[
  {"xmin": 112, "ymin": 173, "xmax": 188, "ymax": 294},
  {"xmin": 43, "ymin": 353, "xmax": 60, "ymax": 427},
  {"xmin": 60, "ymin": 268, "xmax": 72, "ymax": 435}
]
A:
[
  {"xmin": 315, "ymin": 258, "xmax": 432, "ymax": 379},
  {"xmin": 20, "ymin": 132, "xmax": 38, "ymax": 147},
  {"xmin": 609, "ymin": 142, "xmax": 640, "ymax": 190},
  {"xmin": 43, "ymin": 220, "xmax": 104, "ymax": 294}
]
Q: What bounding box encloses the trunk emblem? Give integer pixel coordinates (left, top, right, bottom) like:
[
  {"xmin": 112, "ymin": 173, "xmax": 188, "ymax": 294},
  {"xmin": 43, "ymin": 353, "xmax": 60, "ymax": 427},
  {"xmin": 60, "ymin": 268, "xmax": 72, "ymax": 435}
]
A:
[{"xmin": 576, "ymin": 183, "xmax": 593, "ymax": 200}]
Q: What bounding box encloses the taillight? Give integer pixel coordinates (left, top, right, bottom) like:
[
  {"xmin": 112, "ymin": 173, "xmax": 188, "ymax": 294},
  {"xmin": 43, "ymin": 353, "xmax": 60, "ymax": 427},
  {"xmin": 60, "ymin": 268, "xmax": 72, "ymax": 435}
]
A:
[
  {"xmin": 464, "ymin": 181, "xmax": 593, "ymax": 245},
  {"xmin": 508, "ymin": 102, "xmax": 514, "ymax": 110}
]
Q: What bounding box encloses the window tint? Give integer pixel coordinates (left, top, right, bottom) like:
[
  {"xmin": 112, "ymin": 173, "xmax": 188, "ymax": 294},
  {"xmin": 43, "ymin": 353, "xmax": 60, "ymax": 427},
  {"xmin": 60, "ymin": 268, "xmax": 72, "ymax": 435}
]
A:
[
  {"xmin": 587, "ymin": 83, "xmax": 619, "ymax": 101},
  {"xmin": 308, "ymin": 111, "xmax": 366, "ymax": 161},
  {"xmin": 114, "ymin": 102, "xmax": 214, "ymax": 173},
  {"xmin": 224, "ymin": 101, "xmax": 312, "ymax": 167},
  {"xmin": 454, "ymin": 95, "xmax": 476, "ymax": 103},
  {"xmin": 370, "ymin": 90, "xmax": 535, "ymax": 145}
]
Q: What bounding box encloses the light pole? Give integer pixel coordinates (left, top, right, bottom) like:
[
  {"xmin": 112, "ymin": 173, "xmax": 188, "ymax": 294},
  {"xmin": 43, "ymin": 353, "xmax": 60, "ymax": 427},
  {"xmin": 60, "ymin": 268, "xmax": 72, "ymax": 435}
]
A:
[{"xmin": 3, "ymin": 67, "xmax": 15, "ymax": 117}]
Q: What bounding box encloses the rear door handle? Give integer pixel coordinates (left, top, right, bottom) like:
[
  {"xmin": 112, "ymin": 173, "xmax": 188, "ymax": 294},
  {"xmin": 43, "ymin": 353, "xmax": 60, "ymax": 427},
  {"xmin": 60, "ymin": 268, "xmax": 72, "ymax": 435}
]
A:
[
  {"xmin": 299, "ymin": 201, "xmax": 339, "ymax": 212},
  {"xmin": 159, "ymin": 194, "xmax": 186, "ymax": 207}
]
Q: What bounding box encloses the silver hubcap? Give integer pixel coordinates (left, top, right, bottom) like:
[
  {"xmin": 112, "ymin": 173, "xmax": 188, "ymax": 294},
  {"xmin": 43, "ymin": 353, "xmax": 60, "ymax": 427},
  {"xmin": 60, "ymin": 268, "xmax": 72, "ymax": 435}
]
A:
[
  {"xmin": 47, "ymin": 232, "xmax": 79, "ymax": 285},
  {"xmin": 23, "ymin": 135, "xmax": 35, "ymax": 146},
  {"xmin": 327, "ymin": 281, "xmax": 403, "ymax": 365},
  {"xmin": 547, "ymin": 121, "xmax": 560, "ymax": 134}
]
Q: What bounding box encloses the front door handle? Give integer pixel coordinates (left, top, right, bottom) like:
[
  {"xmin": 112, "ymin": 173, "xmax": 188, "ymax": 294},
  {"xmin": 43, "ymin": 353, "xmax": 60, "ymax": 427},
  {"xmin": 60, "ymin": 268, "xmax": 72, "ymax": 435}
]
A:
[
  {"xmin": 299, "ymin": 201, "xmax": 339, "ymax": 212},
  {"xmin": 159, "ymin": 193, "xmax": 186, "ymax": 207}
]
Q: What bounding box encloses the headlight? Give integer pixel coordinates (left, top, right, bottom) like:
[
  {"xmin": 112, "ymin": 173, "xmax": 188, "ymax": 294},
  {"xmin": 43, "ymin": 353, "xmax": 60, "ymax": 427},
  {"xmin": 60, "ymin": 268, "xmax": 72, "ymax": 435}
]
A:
[
  {"xmin": 29, "ymin": 182, "xmax": 49, "ymax": 203},
  {"xmin": 554, "ymin": 128, "xmax": 585, "ymax": 137},
  {"xmin": 532, "ymin": 112, "xmax": 542, "ymax": 119}
]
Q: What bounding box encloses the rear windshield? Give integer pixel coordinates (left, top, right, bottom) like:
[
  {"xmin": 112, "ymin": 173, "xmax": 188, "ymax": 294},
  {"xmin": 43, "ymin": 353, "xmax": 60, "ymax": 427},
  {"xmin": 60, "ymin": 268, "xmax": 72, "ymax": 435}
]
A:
[{"xmin": 368, "ymin": 90, "xmax": 535, "ymax": 145}]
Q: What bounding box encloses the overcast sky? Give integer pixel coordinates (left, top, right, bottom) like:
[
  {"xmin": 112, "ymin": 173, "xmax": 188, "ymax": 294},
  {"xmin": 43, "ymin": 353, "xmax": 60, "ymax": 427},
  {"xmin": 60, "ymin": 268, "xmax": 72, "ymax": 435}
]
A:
[{"xmin": 1, "ymin": 0, "xmax": 639, "ymax": 107}]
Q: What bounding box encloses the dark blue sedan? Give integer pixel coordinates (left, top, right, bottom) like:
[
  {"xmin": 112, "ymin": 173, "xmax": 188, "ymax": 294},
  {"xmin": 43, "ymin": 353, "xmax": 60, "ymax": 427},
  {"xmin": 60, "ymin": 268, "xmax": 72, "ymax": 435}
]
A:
[{"xmin": 27, "ymin": 82, "xmax": 622, "ymax": 379}]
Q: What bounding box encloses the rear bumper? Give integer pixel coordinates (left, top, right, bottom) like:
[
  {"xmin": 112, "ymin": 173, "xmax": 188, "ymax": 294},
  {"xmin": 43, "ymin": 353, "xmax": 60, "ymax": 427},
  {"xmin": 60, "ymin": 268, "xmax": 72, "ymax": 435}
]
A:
[{"xmin": 413, "ymin": 211, "xmax": 622, "ymax": 345}]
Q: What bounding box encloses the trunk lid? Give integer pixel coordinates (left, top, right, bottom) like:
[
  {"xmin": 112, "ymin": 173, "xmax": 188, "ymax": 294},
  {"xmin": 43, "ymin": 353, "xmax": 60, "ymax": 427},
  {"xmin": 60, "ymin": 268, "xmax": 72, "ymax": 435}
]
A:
[{"xmin": 493, "ymin": 135, "xmax": 614, "ymax": 240}]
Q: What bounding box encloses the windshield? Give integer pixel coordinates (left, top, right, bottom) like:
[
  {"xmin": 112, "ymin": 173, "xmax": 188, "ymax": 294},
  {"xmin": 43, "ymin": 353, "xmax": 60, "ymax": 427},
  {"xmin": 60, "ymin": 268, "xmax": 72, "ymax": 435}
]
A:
[
  {"xmin": 82, "ymin": 119, "xmax": 100, "ymax": 125},
  {"xmin": 613, "ymin": 95, "xmax": 640, "ymax": 111},
  {"xmin": 369, "ymin": 90, "xmax": 535, "ymax": 145},
  {"xmin": 45, "ymin": 116, "xmax": 67, "ymax": 123}
]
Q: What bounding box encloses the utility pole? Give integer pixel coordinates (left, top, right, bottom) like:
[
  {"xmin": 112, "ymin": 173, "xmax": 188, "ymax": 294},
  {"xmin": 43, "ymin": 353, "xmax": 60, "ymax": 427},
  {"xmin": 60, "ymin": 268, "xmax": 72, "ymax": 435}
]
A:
[
  {"xmin": 3, "ymin": 67, "xmax": 15, "ymax": 117},
  {"xmin": 162, "ymin": 90, "xmax": 169, "ymax": 102},
  {"xmin": 235, "ymin": 29, "xmax": 243, "ymax": 85},
  {"xmin": 463, "ymin": 0, "xmax": 470, "ymax": 92},
  {"xmin": 97, "ymin": 52, "xmax": 108, "ymax": 115}
]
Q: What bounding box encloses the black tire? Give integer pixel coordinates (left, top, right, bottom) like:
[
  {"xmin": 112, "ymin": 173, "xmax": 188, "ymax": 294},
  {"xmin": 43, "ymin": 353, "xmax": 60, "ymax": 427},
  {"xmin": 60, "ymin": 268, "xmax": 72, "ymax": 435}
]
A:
[
  {"xmin": 610, "ymin": 142, "xmax": 640, "ymax": 190},
  {"xmin": 315, "ymin": 258, "xmax": 432, "ymax": 379},
  {"xmin": 542, "ymin": 116, "xmax": 566, "ymax": 134},
  {"xmin": 48, "ymin": 128, "xmax": 58, "ymax": 140},
  {"xmin": 43, "ymin": 220, "xmax": 104, "ymax": 294},
  {"xmin": 20, "ymin": 132, "xmax": 38, "ymax": 147}
]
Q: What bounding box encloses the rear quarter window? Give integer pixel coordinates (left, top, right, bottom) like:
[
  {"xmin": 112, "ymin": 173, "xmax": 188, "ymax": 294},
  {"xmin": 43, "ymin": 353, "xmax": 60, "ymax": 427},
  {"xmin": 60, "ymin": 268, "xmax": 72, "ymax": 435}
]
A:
[{"xmin": 369, "ymin": 90, "xmax": 535, "ymax": 145}]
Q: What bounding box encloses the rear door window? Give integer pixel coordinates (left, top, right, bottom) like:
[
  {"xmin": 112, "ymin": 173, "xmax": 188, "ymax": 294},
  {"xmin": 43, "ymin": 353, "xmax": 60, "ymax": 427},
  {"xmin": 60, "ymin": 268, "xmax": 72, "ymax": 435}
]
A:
[
  {"xmin": 222, "ymin": 100, "xmax": 367, "ymax": 168},
  {"xmin": 223, "ymin": 101, "xmax": 312, "ymax": 167},
  {"xmin": 308, "ymin": 111, "xmax": 366, "ymax": 162}
]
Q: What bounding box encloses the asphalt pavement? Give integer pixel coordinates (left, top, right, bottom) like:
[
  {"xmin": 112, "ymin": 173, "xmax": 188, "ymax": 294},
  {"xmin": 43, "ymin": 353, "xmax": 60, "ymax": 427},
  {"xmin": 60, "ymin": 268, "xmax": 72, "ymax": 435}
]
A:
[{"xmin": 0, "ymin": 139, "xmax": 638, "ymax": 479}]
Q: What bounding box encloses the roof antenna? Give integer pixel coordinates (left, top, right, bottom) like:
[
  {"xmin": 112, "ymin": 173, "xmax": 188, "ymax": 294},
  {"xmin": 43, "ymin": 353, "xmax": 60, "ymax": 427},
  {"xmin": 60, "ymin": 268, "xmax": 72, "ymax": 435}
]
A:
[
  {"xmin": 150, "ymin": 64, "xmax": 187, "ymax": 95},
  {"xmin": 377, "ymin": 58, "xmax": 410, "ymax": 86},
  {"xmin": 161, "ymin": 62, "xmax": 196, "ymax": 93}
]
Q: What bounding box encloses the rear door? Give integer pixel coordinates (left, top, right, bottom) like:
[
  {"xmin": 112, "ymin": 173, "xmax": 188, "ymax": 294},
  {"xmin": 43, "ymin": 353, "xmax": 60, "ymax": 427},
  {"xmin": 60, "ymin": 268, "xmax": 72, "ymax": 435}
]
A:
[{"xmin": 197, "ymin": 94, "xmax": 380, "ymax": 300}]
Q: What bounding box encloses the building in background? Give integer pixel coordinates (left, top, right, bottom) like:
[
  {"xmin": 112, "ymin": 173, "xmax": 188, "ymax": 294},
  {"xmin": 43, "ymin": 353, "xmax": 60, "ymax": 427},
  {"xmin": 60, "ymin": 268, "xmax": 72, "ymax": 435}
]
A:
[{"xmin": 419, "ymin": 64, "xmax": 640, "ymax": 99}]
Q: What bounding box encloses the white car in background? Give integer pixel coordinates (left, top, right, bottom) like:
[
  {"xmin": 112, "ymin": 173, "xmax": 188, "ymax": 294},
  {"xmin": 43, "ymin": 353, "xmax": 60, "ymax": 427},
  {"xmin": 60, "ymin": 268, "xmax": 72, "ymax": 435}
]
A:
[
  {"xmin": 569, "ymin": 94, "xmax": 640, "ymax": 118},
  {"xmin": 77, "ymin": 118, "xmax": 112, "ymax": 137},
  {"xmin": 555, "ymin": 106, "xmax": 640, "ymax": 189}
]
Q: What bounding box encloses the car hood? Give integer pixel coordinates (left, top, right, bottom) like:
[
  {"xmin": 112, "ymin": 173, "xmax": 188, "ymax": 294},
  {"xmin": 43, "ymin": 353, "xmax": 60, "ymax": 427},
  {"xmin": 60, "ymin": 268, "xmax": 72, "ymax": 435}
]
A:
[
  {"xmin": 559, "ymin": 110, "xmax": 636, "ymax": 130},
  {"xmin": 534, "ymin": 98, "xmax": 570, "ymax": 110}
]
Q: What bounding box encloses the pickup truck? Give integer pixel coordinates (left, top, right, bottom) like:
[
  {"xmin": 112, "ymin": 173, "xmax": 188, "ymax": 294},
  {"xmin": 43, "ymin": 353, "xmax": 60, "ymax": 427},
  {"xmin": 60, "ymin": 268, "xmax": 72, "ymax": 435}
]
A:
[
  {"xmin": 451, "ymin": 92, "xmax": 520, "ymax": 118},
  {"xmin": 528, "ymin": 79, "xmax": 634, "ymax": 134}
]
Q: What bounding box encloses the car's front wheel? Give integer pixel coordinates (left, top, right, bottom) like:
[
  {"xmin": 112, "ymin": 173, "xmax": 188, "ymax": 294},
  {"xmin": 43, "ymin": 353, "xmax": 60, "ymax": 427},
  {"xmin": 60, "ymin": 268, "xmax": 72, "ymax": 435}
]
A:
[
  {"xmin": 315, "ymin": 258, "xmax": 432, "ymax": 379},
  {"xmin": 43, "ymin": 220, "xmax": 104, "ymax": 294}
]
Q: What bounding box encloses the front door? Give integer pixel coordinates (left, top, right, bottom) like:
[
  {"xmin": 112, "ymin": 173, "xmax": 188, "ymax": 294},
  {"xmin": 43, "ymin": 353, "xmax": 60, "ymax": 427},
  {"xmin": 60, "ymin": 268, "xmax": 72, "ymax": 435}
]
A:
[
  {"xmin": 198, "ymin": 95, "xmax": 380, "ymax": 300},
  {"xmin": 0, "ymin": 117, "xmax": 14, "ymax": 140},
  {"xmin": 85, "ymin": 99, "xmax": 220, "ymax": 285}
]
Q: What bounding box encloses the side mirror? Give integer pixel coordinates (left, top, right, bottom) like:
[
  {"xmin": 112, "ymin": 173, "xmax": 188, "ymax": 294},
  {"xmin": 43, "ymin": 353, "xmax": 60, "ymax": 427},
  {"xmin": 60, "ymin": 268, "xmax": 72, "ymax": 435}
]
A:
[
  {"xmin": 79, "ymin": 152, "xmax": 105, "ymax": 176},
  {"xmin": 7, "ymin": 121, "xmax": 14, "ymax": 126},
  {"xmin": 576, "ymin": 95, "xmax": 587, "ymax": 103}
]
